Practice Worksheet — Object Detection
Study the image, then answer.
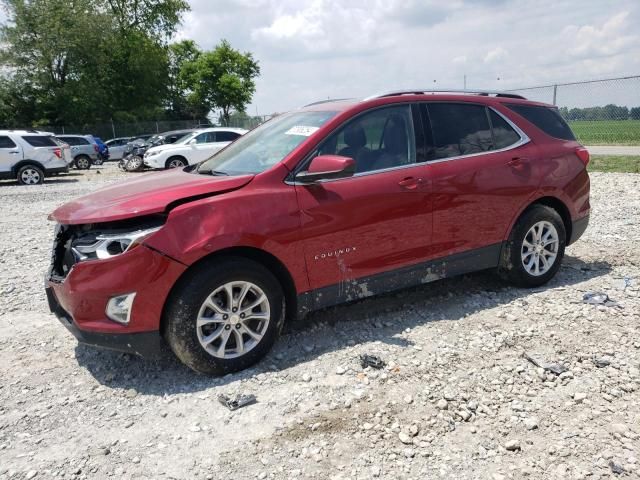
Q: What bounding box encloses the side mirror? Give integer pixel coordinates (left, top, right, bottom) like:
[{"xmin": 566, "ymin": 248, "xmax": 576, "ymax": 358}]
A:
[
  {"xmin": 188, "ymin": 138, "xmax": 197, "ymax": 145},
  {"xmin": 295, "ymin": 155, "xmax": 355, "ymax": 183}
]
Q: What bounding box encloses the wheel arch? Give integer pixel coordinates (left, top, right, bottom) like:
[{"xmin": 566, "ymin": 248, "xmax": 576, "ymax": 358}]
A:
[
  {"xmin": 506, "ymin": 195, "xmax": 572, "ymax": 244},
  {"xmin": 165, "ymin": 155, "xmax": 189, "ymax": 168},
  {"xmin": 11, "ymin": 159, "xmax": 46, "ymax": 175},
  {"xmin": 160, "ymin": 246, "xmax": 298, "ymax": 336}
]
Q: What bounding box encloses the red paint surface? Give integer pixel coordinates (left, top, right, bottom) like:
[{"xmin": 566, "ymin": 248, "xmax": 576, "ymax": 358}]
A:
[{"xmin": 48, "ymin": 94, "xmax": 591, "ymax": 334}]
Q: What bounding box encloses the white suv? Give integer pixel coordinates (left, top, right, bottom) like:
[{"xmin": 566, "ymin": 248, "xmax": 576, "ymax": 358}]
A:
[
  {"xmin": 143, "ymin": 127, "xmax": 247, "ymax": 169},
  {"xmin": 0, "ymin": 130, "xmax": 72, "ymax": 185}
]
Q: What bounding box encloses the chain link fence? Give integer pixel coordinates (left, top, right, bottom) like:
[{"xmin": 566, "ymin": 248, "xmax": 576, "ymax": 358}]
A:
[
  {"xmin": 40, "ymin": 119, "xmax": 211, "ymax": 141},
  {"xmin": 507, "ymin": 75, "xmax": 640, "ymax": 145},
  {"xmin": 40, "ymin": 114, "xmax": 274, "ymax": 140}
]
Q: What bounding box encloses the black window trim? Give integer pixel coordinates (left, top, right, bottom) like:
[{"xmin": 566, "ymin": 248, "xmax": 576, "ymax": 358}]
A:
[
  {"xmin": 418, "ymin": 102, "xmax": 530, "ymax": 165},
  {"xmin": 287, "ymin": 102, "xmax": 426, "ymax": 184}
]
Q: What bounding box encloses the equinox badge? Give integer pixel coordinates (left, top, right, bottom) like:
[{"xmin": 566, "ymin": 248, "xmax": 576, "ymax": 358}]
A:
[{"xmin": 314, "ymin": 247, "xmax": 357, "ymax": 261}]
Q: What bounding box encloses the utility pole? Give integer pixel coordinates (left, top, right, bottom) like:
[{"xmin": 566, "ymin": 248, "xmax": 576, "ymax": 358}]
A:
[{"xmin": 464, "ymin": 74, "xmax": 467, "ymax": 89}]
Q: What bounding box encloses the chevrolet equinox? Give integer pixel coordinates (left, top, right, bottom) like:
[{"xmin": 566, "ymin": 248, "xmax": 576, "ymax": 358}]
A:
[{"xmin": 46, "ymin": 90, "xmax": 590, "ymax": 374}]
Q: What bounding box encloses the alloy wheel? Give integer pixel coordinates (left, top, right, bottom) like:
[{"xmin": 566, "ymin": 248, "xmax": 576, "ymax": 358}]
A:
[
  {"xmin": 20, "ymin": 168, "xmax": 41, "ymax": 185},
  {"xmin": 76, "ymin": 157, "xmax": 90, "ymax": 169},
  {"xmin": 196, "ymin": 281, "xmax": 270, "ymax": 359},
  {"xmin": 126, "ymin": 156, "xmax": 143, "ymax": 171},
  {"xmin": 521, "ymin": 220, "xmax": 559, "ymax": 276},
  {"xmin": 168, "ymin": 159, "xmax": 185, "ymax": 168}
]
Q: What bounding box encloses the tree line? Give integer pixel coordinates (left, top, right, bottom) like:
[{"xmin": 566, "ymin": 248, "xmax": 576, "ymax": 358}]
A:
[
  {"xmin": 0, "ymin": 0, "xmax": 260, "ymax": 129},
  {"xmin": 559, "ymin": 105, "xmax": 640, "ymax": 121}
]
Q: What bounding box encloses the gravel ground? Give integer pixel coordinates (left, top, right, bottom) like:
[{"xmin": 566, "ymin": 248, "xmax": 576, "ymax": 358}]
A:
[{"xmin": 0, "ymin": 164, "xmax": 639, "ymax": 480}]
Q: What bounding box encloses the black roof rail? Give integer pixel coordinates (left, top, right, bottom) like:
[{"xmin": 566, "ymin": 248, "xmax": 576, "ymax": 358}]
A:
[{"xmin": 363, "ymin": 89, "xmax": 526, "ymax": 101}]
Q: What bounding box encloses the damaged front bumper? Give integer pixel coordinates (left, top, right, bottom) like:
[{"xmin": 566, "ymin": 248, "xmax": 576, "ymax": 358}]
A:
[{"xmin": 45, "ymin": 228, "xmax": 186, "ymax": 357}]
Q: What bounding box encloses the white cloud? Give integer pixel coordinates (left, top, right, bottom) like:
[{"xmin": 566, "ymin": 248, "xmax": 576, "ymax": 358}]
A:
[
  {"xmin": 177, "ymin": 0, "xmax": 640, "ymax": 114},
  {"xmin": 484, "ymin": 47, "xmax": 508, "ymax": 64}
]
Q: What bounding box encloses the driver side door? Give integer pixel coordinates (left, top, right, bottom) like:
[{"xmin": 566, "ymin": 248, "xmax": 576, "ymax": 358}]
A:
[{"xmin": 294, "ymin": 104, "xmax": 433, "ymax": 308}]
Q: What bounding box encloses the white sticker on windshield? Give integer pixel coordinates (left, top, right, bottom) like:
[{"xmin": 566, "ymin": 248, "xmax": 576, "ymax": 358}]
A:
[{"xmin": 284, "ymin": 125, "xmax": 319, "ymax": 136}]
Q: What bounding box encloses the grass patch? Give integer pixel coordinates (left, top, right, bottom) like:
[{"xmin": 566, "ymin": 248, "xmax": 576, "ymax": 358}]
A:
[
  {"xmin": 588, "ymin": 155, "xmax": 640, "ymax": 173},
  {"xmin": 569, "ymin": 120, "xmax": 640, "ymax": 146}
]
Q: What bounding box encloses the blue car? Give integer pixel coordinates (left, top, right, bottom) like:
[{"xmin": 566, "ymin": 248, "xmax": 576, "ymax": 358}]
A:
[{"xmin": 92, "ymin": 136, "xmax": 109, "ymax": 164}]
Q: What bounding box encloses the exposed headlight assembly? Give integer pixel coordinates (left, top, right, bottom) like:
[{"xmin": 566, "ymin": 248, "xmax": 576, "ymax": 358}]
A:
[{"xmin": 72, "ymin": 226, "xmax": 161, "ymax": 261}]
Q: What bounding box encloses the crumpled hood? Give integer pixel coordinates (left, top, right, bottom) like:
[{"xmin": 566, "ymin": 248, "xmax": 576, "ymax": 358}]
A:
[{"xmin": 50, "ymin": 168, "xmax": 254, "ymax": 224}]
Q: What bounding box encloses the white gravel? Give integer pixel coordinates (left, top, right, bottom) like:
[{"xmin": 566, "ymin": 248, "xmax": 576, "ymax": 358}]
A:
[{"xmin": 0, "ymin": 165, "xmax": 639, "ymax": 480}]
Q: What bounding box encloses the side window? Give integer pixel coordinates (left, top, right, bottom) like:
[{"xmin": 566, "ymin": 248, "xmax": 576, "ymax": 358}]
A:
[
  {"xmin": 216, "ymin": 131, "xmax": 240, "ymax": 142},
  {"xmin": 426, "ymin": 103, "xmax": 492, "ymax": 160},
  {"xmin": 193, "ymin": 133, "xmax": 209, "ymax": 144},
  {"xmin": 76, "ymin": 137, "xmax": 90, "ymax": 145},
  {"xmin": 489, "ymin": 110, "xmax": 521, "ymax": 149},
  {"xmin": 318, "ymin": 105, "xmax": 416, "ymax": 174},
  {"xmin": 0, "ymin": 136, "xmax": 17, "ymax": 148},
  {"xmin": 22, "ymin": 135, "xmax": 58, "ymax": 147}
]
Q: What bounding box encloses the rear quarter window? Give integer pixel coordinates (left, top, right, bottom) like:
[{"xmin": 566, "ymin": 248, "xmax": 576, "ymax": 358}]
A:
[
  {"xmin": 22, "ymin": 135, "xmax": 57, "ymax": 147},
  {"xmin": 0, "ymin": 136, "xmax": 17, "ymax": 148},
  {"xmin": 506, "ymin": 104, "xmax": 576, "ymax": 141}
]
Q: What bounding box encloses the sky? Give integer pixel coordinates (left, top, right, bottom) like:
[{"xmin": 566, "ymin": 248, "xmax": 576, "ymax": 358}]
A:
[
  {"xmin": 1, "ymin": 0, "xmax": 638, "ymax": 114},
  {"xmin": 177, "ymin": 0, "xmax": 640, "ymax": 114}
]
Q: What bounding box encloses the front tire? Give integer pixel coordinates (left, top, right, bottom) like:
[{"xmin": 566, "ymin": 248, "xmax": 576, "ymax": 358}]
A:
[
  {"xmin": 124, "ymin": 155, "xmax": 144, "ymax": 172},
  {"xmin": 165, "ymin": 156, "xmax": 186, "ymax": 169},
  {"xmin": 17, "ymin": 165, "xmax": 44, "ymax": 185},
  {"xmin": 164, "ymin": 257, "xmax": 284, "ymax": 375},
  {"xmin": 499, "ymin": 204, "xmax": 566, "ymax": 287}
]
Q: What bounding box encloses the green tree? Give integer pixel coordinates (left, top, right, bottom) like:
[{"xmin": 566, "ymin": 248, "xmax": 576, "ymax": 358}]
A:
[
  {"xmin": 183, "ymin": 40, "xmax": 260, "ymax": 125},
  {"xmin": 166, "ymin": 40, "xmax": 209, "ymax": 119},
  {"xmin": 630, "ymin": 107, "xmax": 640, "ymax": 120},
  {"xmin": 106, "ymin": 0, "xmax": 189, "ymax": 38},
  {"xmin": 0, "ymin": 0, "xmax": 188, "ymax": 126}
]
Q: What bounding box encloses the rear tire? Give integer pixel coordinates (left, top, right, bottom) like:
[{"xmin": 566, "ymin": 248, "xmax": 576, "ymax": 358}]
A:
[
  {"xmin": 499, "ymin": 204, "xmax": 566, "ymax": 287},
  {"xmin": 74, "ymin": 155, "xmax": 91, "ymax": 170},
  {"xmin": 164, "ymin": 257, "xmax": 284, "ymax": 375},
  {"xmin": 16, "ymin": 165, "xmax": 44, "ymax": 185}
]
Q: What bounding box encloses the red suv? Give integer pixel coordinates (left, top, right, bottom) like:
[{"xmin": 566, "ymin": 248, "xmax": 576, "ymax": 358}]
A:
[{"xmin": 46, "ymin": 90, "xmax": 590, "ymax": 374}]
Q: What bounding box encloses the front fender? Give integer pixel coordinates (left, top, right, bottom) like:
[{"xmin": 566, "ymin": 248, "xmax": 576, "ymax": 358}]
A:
[{"xmin": 144, "ymin": 171, "xmax": 309, "ymax": 293}]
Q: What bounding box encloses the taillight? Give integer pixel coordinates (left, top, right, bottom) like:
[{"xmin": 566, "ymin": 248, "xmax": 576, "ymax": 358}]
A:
[
  {"xmin": 575, "ymin": 147, "xmax": 590, "ymax": 166},
  {"xmin": 53, "ymin": 148, "xmax": 62, "ymax": 159},
  {"xmin": 94, "ymin": 144, "xmax": 99, "ymax": 152}
]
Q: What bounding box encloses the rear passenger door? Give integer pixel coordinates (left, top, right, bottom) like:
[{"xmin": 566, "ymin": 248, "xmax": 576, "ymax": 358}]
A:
[{"xmin": 422, "ymin": 102, "xmax": 539, "ymax": 259}]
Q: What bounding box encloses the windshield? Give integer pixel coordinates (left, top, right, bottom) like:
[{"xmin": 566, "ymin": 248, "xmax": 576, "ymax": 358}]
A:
[{"xmin": 197, "ymin": 111, "xmax": 337, "ymax": 175}]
